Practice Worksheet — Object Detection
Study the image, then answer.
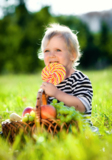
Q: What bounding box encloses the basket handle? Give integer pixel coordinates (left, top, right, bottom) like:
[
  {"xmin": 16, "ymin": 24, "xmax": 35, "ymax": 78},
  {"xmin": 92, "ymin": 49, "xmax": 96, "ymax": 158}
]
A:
[
  {"xmin": 35, "ymin": 90, "xmax": 42, "ymax": 123},
  {"xmin": 42, "ymin": 90, "xmax": 47, "ymax": 105},
  {"xmin": 35, "ymin": 89, "xmax": 48, "ymax": 124}
]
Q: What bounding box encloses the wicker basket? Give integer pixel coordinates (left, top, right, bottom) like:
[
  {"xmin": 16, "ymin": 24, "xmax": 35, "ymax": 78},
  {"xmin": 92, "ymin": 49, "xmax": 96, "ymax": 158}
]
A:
[{"xmin": 2, "ymin": 90, "xmax": 79, "ymax": 143}]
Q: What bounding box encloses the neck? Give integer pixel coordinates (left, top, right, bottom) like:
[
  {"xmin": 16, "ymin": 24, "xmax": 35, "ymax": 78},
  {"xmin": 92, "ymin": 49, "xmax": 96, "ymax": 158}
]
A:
[{"xmin": 65, "ymin": 68, "xmax": 75, "ymax": 79}]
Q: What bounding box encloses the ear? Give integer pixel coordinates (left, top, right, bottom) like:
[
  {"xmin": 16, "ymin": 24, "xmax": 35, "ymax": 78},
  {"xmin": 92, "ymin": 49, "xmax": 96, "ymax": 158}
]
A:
[{"xmin": 70, "ymin": 52, "xmax": 76, "ymax": 61}]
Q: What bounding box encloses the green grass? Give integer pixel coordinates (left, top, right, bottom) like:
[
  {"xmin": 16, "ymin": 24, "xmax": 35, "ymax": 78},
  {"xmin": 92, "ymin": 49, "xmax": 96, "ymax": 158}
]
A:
[
  {"xmin": 83, "ymin": 67, "xmax": 112, "ymax": 131},
  {"xmin": 0, "ymin": 67, "xmax": 112, "ymax": 160}
]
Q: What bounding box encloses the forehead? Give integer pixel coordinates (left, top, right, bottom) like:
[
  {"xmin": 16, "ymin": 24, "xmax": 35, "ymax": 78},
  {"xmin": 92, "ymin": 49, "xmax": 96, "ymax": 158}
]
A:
[{"xmin": 44, "ymin": 35, "xmax": 67, "ymax": 47}]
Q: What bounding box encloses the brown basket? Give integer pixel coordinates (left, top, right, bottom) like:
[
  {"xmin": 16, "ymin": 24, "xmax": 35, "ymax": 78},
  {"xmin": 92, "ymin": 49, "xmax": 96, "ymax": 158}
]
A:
[{"xmin": 2, "ymin": 89, "xmax": 79, "ymax": 143}]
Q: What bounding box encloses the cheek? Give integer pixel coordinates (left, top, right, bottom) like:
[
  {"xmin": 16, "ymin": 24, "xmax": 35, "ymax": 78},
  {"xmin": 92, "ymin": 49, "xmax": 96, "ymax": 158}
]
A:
[
  {"xmin": 64, "ymin": 53, "xmax": 71, "ymax": 60},
  {"xmin": 44, "ymin": 56, "xmax": 48, "ymax": 65}
]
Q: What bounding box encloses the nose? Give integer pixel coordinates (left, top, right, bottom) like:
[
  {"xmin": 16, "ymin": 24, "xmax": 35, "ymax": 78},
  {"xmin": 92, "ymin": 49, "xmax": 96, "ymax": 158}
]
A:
[{"xmin": 49, "ymin": 51, "xmax": 55, "ymax": 57}]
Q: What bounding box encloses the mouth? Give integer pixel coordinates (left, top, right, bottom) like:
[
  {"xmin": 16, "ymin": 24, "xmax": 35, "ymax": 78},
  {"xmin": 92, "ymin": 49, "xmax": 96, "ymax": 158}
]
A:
[{"xmin": 49, "ymin": 61, "xmax": 59, "ymax": 64}]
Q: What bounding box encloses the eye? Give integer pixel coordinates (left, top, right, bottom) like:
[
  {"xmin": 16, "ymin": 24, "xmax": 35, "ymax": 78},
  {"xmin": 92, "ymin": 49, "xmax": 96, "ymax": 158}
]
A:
[
  {"xmin": 44, "ymin": 49, "xmax": 49, "ymax": 53},
  {"xmin": 57, "ymin": 49, "xmax": 61, "ymax": 52}
]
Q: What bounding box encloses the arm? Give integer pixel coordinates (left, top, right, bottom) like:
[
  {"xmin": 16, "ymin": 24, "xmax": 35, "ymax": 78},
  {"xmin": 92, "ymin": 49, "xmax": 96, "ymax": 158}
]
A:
[
  {"xmin": 41, "ymin": 82, "xmax": 86, "ymax": 112},
  {"xmin": 54, "ymin": 88, "xmax": 86, "ymax": 112}
]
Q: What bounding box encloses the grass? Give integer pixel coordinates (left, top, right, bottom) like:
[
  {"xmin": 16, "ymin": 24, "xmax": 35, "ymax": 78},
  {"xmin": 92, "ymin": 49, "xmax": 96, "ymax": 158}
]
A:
[
  {"xmin": 84, "ymin": 67, "xmax": 112, "ymax": 131},
  {"xmin": 0, "ymin": 67, "xmax": 112, "ymax": 160}
]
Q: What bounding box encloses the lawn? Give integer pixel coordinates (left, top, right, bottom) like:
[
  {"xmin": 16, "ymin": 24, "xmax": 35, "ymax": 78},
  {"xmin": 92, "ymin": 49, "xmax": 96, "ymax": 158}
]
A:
[{"xmin": 0, "ymin": 67, "xmax": 112, "ymax": 160}]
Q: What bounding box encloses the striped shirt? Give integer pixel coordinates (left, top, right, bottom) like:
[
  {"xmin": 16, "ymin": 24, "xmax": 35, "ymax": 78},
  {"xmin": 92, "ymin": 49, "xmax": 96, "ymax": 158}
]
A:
[{"xmin": 47, "ymin": 70, "xmax": 93, "ymax": 122}]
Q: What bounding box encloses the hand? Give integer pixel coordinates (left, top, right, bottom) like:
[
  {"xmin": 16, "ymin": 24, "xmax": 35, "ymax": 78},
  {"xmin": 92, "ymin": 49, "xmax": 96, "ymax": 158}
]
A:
[{"xmin": 41, "ymin": 82, "xmax": 58, "ymax": 97}]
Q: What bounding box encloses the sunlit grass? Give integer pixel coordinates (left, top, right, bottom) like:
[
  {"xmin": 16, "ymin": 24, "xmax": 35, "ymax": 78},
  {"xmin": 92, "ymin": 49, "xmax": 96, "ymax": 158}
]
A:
[
  {"xmin": 0, "ymin": 68, "xmax": 112, "ymax": 160},
  {"xmin": 83, "ymin": 67, "xmax": 112, "ymax": 131},
  {"xmin": 0, "ymin": 73, "xmax": 42, "ymax": 114}
]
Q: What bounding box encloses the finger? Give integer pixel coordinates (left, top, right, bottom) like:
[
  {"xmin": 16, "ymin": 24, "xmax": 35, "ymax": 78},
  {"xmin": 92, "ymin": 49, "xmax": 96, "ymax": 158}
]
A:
[
  {"xmin": 39, "ymin": 88, "xmax": 43, "ymax": 92},
  {"xmin": 41, "ymin": 82, "xmax": 47, "ymax": 86},
  {"xmin": 43, "ymin": 82, "xmax": 50, "ymax": 85}
]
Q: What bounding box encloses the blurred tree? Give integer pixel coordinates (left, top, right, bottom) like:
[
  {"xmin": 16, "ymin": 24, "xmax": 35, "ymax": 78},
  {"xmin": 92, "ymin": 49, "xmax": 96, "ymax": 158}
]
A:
[
  {"xmin": 92, "ymin": 21, "xmax": 112, "ymax": 69},
  {"xmin": 99, "ymin": 21, "xmax": 112, "ymax": 66},
  {"xmin": 0, "ymin": 5, "xmax": 53, "ymax": 73},
  {"xmin": 0, "ymin": 3, "xmax": 112, "ymax": 73},
  {"xmin": 80, "ymin": 33, "xmax": 100, "ymax": 69},
  {"xmin": 0, "ymin": 0, "xmax": 17, "ymax": 17}
]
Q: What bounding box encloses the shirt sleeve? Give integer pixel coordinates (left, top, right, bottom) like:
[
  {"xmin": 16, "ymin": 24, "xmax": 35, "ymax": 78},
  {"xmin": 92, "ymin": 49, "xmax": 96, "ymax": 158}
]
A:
[{"xmin": 72, "ymin": 76, "xmax": 93, "ymax": 114}]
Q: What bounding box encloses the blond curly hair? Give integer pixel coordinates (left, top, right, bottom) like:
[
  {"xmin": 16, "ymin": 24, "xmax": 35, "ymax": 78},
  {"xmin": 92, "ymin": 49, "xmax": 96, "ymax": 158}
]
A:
[{"xmin": 39, "ymin": 23, "xmax": 81, "ymax": 67}]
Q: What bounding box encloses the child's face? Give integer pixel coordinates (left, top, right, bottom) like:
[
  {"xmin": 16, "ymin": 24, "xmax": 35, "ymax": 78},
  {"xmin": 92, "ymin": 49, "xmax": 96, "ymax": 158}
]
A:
[{"xmin": 43, "ymin": 35, "xmax": 75, "ymax": 70}]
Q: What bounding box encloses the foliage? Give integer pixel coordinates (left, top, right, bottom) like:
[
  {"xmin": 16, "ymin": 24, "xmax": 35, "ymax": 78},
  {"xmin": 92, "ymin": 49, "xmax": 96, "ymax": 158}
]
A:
[
  {"xmin": 0, "ymin": 68, "xmax": 112, "ymax": 159},
  {"xmin": 0, "ymin": 2, "xmax": 112, "ymax": 73}
]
